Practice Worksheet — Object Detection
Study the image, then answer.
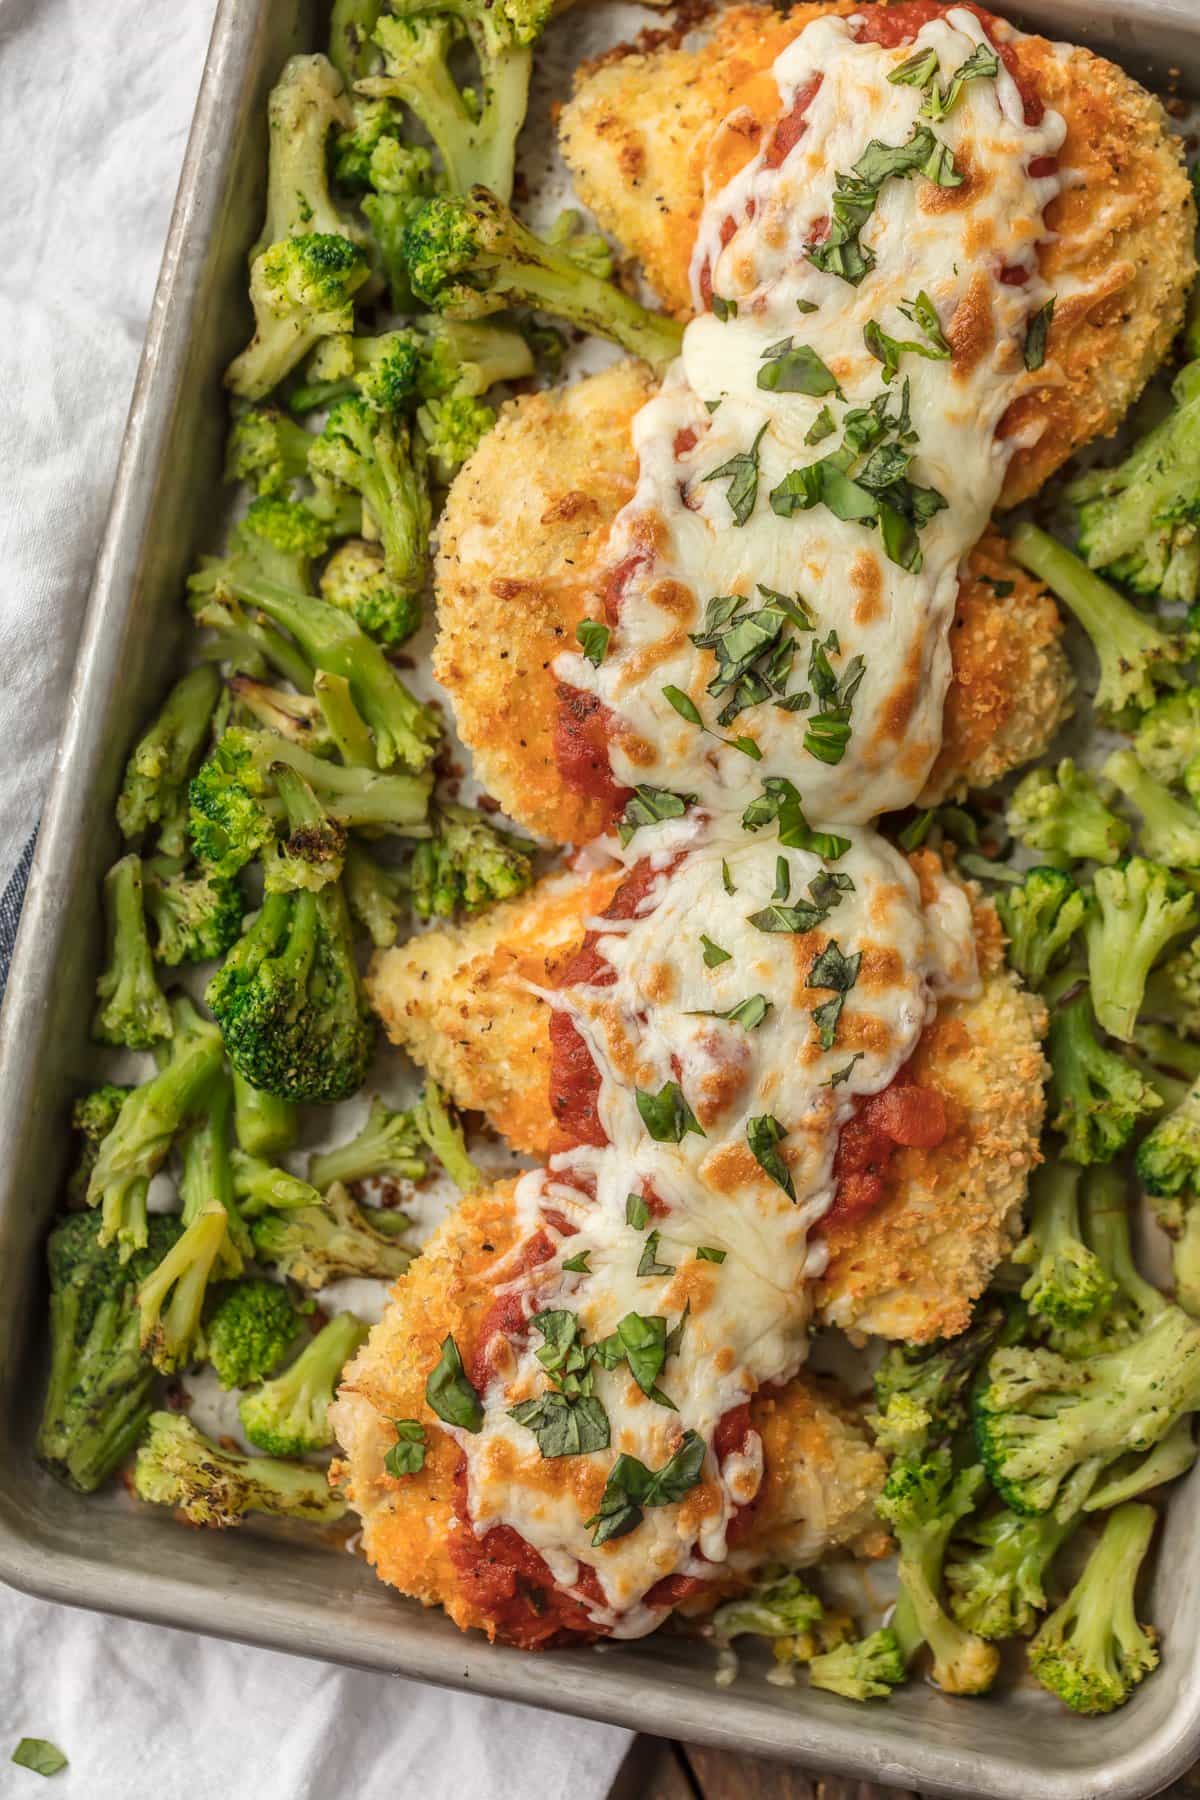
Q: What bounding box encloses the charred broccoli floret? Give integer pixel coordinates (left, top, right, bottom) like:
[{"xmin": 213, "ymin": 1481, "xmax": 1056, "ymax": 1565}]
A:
[
  {"xmin": 404, "ymin": 189, "xmax": 685, "ymax": 371},
  {"xmin": 250, "ymin": 1180, "xmax": 416, "ymax": 1288},
  {"xmin": 1085, "ymin": 858, "xmax": 1196, "ymax": 1042},
  {"xmin": 1102, "ymin": 748, "xmax": 1200, "ymax": 870},
  {"xmin": 320, "ymin": 538, "xmax": 421, "ymax": 647},
  {"xmin": 134, "ymin": 1410, "xmax": 346, "ymax": 1527},
  {"xmin": 973, "ymin": 1305, "xmax": 1200, "ymax": 1515},
  {"xmin": 251, "ymin": 55, "xmax": 364, "ymax": 259},
  {"xmin": 37, "ymin": 1210, "xmax": 180, "ymax": 1493},
  {"xmin": 1006, "ymin": 760, "xmax": 1129, "ymax": 866},
  {"xmin": 117, "ymin": 666, "xmax": 222, "ymax": 855},
  {"xmin": 310, "ymin": 395, "xmax": 431, "ymax": 596},
  {"xmin": 225, "ymin": 404, "xmax": 315, "ymax": 498},
  {"xmin": 229, "ymin": 1150, "xmax": 323, "ymax": 1217},
  {"xmin": 710, "ymin": 1567, "xmax": 827, "ymax": 1650},
  {"xmin": 945, "ymin": 1494, "xmax": 1083, "ymax": 1642},
  {"xmin": 309, "ymin": 1096, "xmax": 426, "ymax": 1189},
  {"xmin": 66, "ymin": 1084, "xmax": 131, "ymax": 1208},
  {"xmin": 239, "ymin": 1311, "xmax": 369, "ymax": 1455},
  {"xmin": 263, "ymin": 764, "xmax": 348, "ymax": 895},
  {"xmin": 417, "ymin": 391, "xmax": 496, "ymax": 484},
  {"xmin": 808, "ymin": 1628, "xmax": 906, "ymax": 1701},
  {"xmin": 1027, "ymin": 1502, "xmax": 1159, "ymax": 1714},
  {"xmin": 92, "ymin": 855, "xmax": 172, "ymax": 1050},
  {"xmin": 869, "ymin": 1302, "xmax": 1007, "ymax": 1456},
  {"xmin": 142, "ymin": 856, "xmax": 245, "ymax": 966},
  {"xmin": 996, "ymin": 866, "xmax": 1089, "ymax": 987},
  {"xmin": 204, "ymin": 1278, "xmax": 302, "ymax": 1389},
  {"xmin": 85, "ymin": 996, "xmax": 224, "ymax": 1257},
  {"xmin": 410, "ymin": 802, "xmax": 534, "ymax": 918},
  {"xmin": 1135, "ymin": 1072, "xmax": 1200, "ymax": 1315},
  {"xmin": 360, "ymin": 140, "xmax": 441, "ymax": 312},
  {"xmin": 226, "ymin": 232, "xmax": 370, "ymax": 402},
  {"xmin": 1014, "ymin": 1162, "xmax": 1114, "ymax": 1332},
  {"xmin": 136, "ymin": 1204, "xmax": 234, "ymax": 1375},
  {"xmin": 1046, "ymin": 984, "xmax": 1162, "ymax": 1165},
  {"xmin": 329, "ymin": 0, "xmax": 384, "ymax": 83},
  {"xmin": 1134, "ymin": 690, "xmax": 1200, "ymax": 789},
  {"xmin": 343, "ymin": 839, "xmax": 406, "ymax": 947},
  {"xmin": 1068, "ymin": 361, "xmax": 1200, "ymax": 606},
  {"xmin": 231, "ymin": 1069, "xmax": 297, "ymax": 1158},
  {"xmin": 413, "ymin": 1081, "xmax": 483, "ymax": 1191},
  {"xmin": 228, "ymin": 676, "xmax": 334, "ymax": 755},
  {"xmin": 1009, "ymin": 523, "xmax": 1185, "ymax": 715}
]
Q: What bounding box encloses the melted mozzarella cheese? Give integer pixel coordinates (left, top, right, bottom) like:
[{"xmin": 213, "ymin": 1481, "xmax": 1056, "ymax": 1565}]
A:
[{"xmin": 554, "ymin": 8, "xmax": 1065, "ymax": 821}]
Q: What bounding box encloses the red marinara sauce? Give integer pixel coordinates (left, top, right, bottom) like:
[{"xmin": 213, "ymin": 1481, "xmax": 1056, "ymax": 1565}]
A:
[
  {"xmin": 852, "ymin": 0, "xmax": 1044, "ymax": 125},
  {"xmin": 825, "ymin": 1073, "xmax": 948, "ymax": 1228}
]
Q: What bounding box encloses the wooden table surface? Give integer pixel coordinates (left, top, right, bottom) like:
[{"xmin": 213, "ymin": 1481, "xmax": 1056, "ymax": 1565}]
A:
[{"xmin": 610, "ymin": 1736, "xmax": 1200, "ymax": 1799}]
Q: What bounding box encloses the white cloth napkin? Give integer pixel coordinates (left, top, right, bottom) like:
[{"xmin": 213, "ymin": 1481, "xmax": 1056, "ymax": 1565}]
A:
[{"xmin": 0, "ymin": 2, "xmax": 631, "ymax": 1791}]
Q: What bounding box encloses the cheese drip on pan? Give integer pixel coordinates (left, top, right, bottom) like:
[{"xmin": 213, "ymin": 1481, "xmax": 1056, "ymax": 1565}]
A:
[{"xmin": 438, "ymin": 7, "xmax": 1063, "ymax": 1635}]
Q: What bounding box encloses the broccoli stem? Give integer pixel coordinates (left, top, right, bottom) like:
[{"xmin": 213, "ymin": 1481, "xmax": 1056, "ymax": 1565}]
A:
[
  {"xmin": 343, "ymin": 840, "xmax": 406, "ymax": 947},
  {"xmin": 230, "ymin": 1149, "xmax": 323, "ymax": 1218},
  {"xmin": 414, "ymin": 1081, "xmax": 483, "ymax": 1190},
  {"xmin": 178, "ymin": 1070, "xmax": 251, "ymax": 1264},
  {"xmin": 1102, "ymin": 749, "xmax": 1200, "ymax": 871},
  {"xmin": 330, "ymin": 0, "xmax": 385, "ymax": 84},
  {"xmin": 1046, "ymin": 983, "xmax": 1162, "ymax": 1165},
  {"xmin": 231, "ymin": 1068, "xmax": 298, "ymax": 1158},
  {"xmin": 309, "ymin": 1096, "xmax": 426, "ymax": 1189},
  {"xmin": 134, "ymin": 1411, "xmax": 346, "ymax": 1526},
  {"xmin": 92, "ymin": 856, "xmax": 173, "ymax": 1051},
  {"xmin": 1083, "ymin": 1415, "xmax": 1196, "ymax": 1511},
  {"xmin": 1014, "ymin": 1161, "xmax": 1114, "ymax": 1330},
  {"xmin": 1028, "ymin": 1502, "xmax": 1159, "ymax": 1714},
  {"xmin": 117, "ymin": 665, "xmax": 221, "ymax": 849},
  {"xmin": 314, "ymin": 670, "xmax": 376, "ymax": 766},
  {"xmin": 136, "ymin": 1203, "xmax": 233, "ymax": 1374},
  {"xmin": 239, "ymin": 1310, "xmax": 370, "ymax": 1456}
]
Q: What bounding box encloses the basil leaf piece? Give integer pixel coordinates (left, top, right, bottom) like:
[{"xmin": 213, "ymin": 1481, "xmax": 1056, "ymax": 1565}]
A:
[
  {"xmin": 808, "ymin": 123, "xmax": 952, "ymax": 285},
  {"xmin": 617, "ymin": 1310, "xmax": 674, "ymax": 1404},
  {"xmin": 618, "ymin": 784, "xmax": 695, "ymax": 848},
  {"xmin": 510, "ymin": 1391, "xmax": 611, "ymax": 1459},
  {"xmin": 809, "ymin": 869, "xmax": 854, "ymax": 907},
  {"xmin": 712, "ymin": 295, "xmax": 738, "ymax": 321},
  {"xmin": 702, "ymin": 422, "xmax": 768, "ymax": 526},
  {"xmin": 864, "ymin": 317, "xmax": 949, "ymax": 384},
  {"xmin": 808, "ymin": 938, "xmax": 862, "ymax": 993},
  {"xmin": 576, "ymin": 618, "xmax": 610, "ymax": 665},
  {"xmin": 773, "ymin": 855, "xmax": 790, "ymax": 900},
  {"xmin": 704, "ymin": 397, "xmax": 723, "ymax": 413},
  {"xmin": 898, "ymin": 808, "xmax": 935, "ymax": 851},
  {"xmin": 696, "ymin": 1245, "xmax": 727, "ymax": 1263},
  {"xmin": 425, "ymin": 1335, "xmax": 483, "ymax": 1433},
  {"xmin": 888, "ymin": 45, "xmax": 940, "ymax": 91},
  {"xmin": 812, "ymin": 993, "xmax": 844, "ymax": 1049},
  {"xmin": 385, "ymin": 1418, "xmax": 428, "ymax": 1477},
  {"xmin": 826, "ymin": 1053, "xmax": 865, "ymax": 1087},
  {"xmin": 1024, "ymin": 296, "xmax": 1055, "ymax": 371},
  {"xmin": 11, "ymin": 1741, "xmax": 68, "ymax": 1779},
  {"xmin": 586, "ymin": 1431, "xmax": 707, "ymax": 1545},
  {"xmin": 795, "ymin": 298, "xmax": 819, "ymax": 315},
  {"xmin": 626, "ymin": 1192, "xmax": 650, "ymax": 1230},
  {"xmin": 921, "ymin": 40, "xmax": 1000, "ymax": 120},
  {"xmin": 637, "ymin": 1230, "xmax": 676, "ymax": 1278},
  {"xmin": 665, "ymin": 1301, "xmax": 690, "ymax": 1357},
  {"xmin": 756, "ymin": 339, "xmax": 843, "ymax": 398},
  {"xmin": 805, "ymin": 405, "xmax": 836, "ymax": 445},
  {"xmin": 921, "ymin": 139, "xmax": 963, "ymax": 187},
  {"xmin": 688, "ymin": 992, "xmax": 772, "ymax": 1030},
  {"xmin": 701, "ymin": 933, "xmax": 732, "ymax": 967},
  {"xmin": 636, "ymin": 1081, "xmax": 705, "ymax": 1143},
  {"xmin": 721, "ymin": 858, "xmax": 736, "ymax": 895},
  {"xmin": 728, "ymin": 734, "xmax": 762, "ymax": 760},
  {"xmin": 769, "ymin": 464, "xmax": 823, "ymax": 518},
  {"xmin": 897, "ymin": 289, "xmax": 951, "ymax": 356},
  {"xmin": 747, "ymin": 1113, "xmax": 796, "ymax": 1198},
  {"xmin": 562, "ymin": 1250, "xmax": 591, "ymax": 1273},
  {"xmin": 747, "ymin": 902, "xmax": 826, "ymax": 934},
  {"xmin": 663, "ymin": 684, "xmax": 703, "ymax": 726},
  {"xmin": 980, "ymin": 575, "xmax": 1014, "ymax": 597},
  {"xmin": 741, "ymin": 775, "xmax": 851, "ymax": 861}
]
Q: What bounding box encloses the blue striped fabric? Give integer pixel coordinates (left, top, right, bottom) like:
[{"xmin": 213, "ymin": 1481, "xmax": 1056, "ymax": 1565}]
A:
[{"xmin": 0, "ymin": 832, "xmax": 36, "ymax": 1006}]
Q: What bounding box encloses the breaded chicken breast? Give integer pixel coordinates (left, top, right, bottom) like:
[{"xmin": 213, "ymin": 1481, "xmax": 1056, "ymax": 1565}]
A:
[
  {"xmin": 330, "ymin": 1178, "xmax": 888, "ymax": 1645},
  {"xmin": 560, "ymin": 1, "xmax": 1195, "ymax": 503},
  {"xmin": 368, "ymin": 851, "xmax": 1047, "ymax": 1343},
  {"xmin": 434, "ymin": 362, "xmax": 1073, "ymax": 843}
]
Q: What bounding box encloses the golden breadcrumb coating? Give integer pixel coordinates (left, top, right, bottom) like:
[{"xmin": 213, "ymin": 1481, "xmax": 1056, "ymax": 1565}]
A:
[
  {"xmin": 434, "ymin": 366, "xmax": 1073, "ymax": 843},
  {"xmin": 369, "ymin": 855, "xmax": 1046, "ymax": 1342},
  {"xmin": 330, "ymin": 1179, "xmax": 888, "ymax": 1639},
  {"xmin": 559, "ymin": 3, "xmax": 1195, "ymax": 502}
]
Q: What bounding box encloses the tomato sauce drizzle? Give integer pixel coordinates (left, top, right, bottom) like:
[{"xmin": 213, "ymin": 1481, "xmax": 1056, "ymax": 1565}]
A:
[{"xmin": 825, "ymin": 1073, "xmax": 947, "ymax": 1227}]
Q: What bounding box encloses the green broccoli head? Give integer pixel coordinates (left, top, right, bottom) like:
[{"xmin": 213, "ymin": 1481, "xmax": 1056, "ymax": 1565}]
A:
[
  {"xmin": 310, "ymin": 394, "xmax": 431, "ymax": 594},
  {"xmin": 92, "ymin": 855, "xmax": 173, "ymax": 1051},
  {"xmin": 1028, "ymin": 1502, "xmax": 1159, "ymax": 1713},
  {"xmin": 117, "ymin": 666, "xmax": 222, "ymax": 853},
  {"xmin": 189, "ymin": 727, "xmax": 280, "ymax": 879},
  {"xmin": 417, "ymin": 392, "xmax": 496, "ymax": 484},
  {"xmin": 996, "ymin": 866, "xmax": 1090, "ymax": 988},
  {"xmin": 226, "ymin": 233, "xmax": 370, "ymax": 402},
  {"xmin": 410, "ymin": 802, "xmax": 534, "ymax": 920},
  {"xmin": 134, "ymin": 1410, "xmax": 346, "ymax": 1527},
  {"xmin": 204, "ymin": 1278, "xmax": 302, "ymax": 1389},
  {"xmin": 1102, "ymin": 749, "xmax": 1200, "ymax": 872},
  {"xmin": 544, "ymin": 208, "xmax": 615, "ymax": 280},
  {"xmin": 320, "ymin": 538, "xmax": 421, "ymax": 647},
  {"xmin": 1047, "ymin": 985, "xmax": 1162, "ymax": 1165},
  {"xmin": 66, "ymin": 1083, "xmax": 132, "ymax": 1208},
  {"xmin": 262, "ymin": 765, "xmax": 348, "ymax": 895},
  {"xmin": 1134, "ymin": 690, "xmax": 1200, "ymax": 788},
  {"xmin": 225, "ymin": 404, "xmax": 315, "ymax": 498},
  {"xmin": 403, "ymin": 189, "xmax": 684, "ymax": 370},
  {"xmin": 238, "ymin": 1310, "xmax": 369, "ymax": 1456},
  {"xmin": 1135, "ymin": 1072, "xmax": 1200, "ymax": 1202},
  {"xmin": 945, "ymin": 1503, "xmax": 1079, "ymax": 1642},
  {"xmin": 332, "ymin": 95, "xmax": 400, "ymax": 190},
  {"xmin": 250, "ymin": 1180, "xmax": 415, "ymax": 1288},
  {"xmin": 241, "ymin": 495, "xmax": 333, "ymax": 591},
  {"xmin": 807, "ymin": 1627, "xmax": 906, "ymax": 1701},
  {"xmin": 343, "ymin": 840, "xmax": 407, "ymax": 949},
  {"xmin": 37, "ymin": 1210, "xmax": 181, "ymax": 1493},
  {"xmin": 1006, "ymin": 760, "xmax": 1129, "ymax": 866},
  {"xmin": 1085, "ymin": 858, "xmax": 1197, "ymax": 1043},
  {"xmin": 413, "ymin": 1080, "xmax": 484, "ymax": 1192},
  {"xmin": 1143, "ymin": 937, "xmax": 1200, "ymax": 1039},
  {"xmin": 870, "ymin": 1301, "xmax": 1006, "ymax": 1456},
  {"xmin": 1014, "ymin": 1161, "xmax": 1115, "ymax": 1332},
  {"xmin": 361, "ymin": 140, "xmax": 442, "ymax": 312},
  {"xmin": 709, "ymin": 1566, "xmax": 826, "ymax": 1647},
  {"xmin": 137, "ymin": 1202, "xmax": 236, "ymax": 1375},
  {"xmin": 142, "ymin": 856, "xmax": 245, "ymax": 966},
  {"xmin": 309, "ymin": 1095, "xmax": 426, "ymax": 1189},
  {"xmin": 416, "ymin": 316, "xmax": 535, "ymax": 398}
]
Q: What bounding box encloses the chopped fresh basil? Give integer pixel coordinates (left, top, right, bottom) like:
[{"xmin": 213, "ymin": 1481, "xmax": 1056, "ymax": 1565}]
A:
[
  {"xmin": 807, "ymin": 938, "xmax": 861, "ymax": 1050},
  {"xmin": 704, "ymin": 397, "xmax": 723, "ymax": 413},
  {"xmin": 864, "ymin": 316, "xmax": 948, "ymax": 384},
  {"xmin": 586, "ymin": 1431, "xmax": 707, "ymax": 1545},
  {"xmin": 616, "ymin": 1310, "xmax": 675, "ymax": 1404},
  {"xmin": 10, "ymin": 1741, "xmax": 68, "ymax": 1779},
  {"xmin": 808, "ymin": 124, "xmax": 959, "ymax": 285},
  {"xmin": 1024, "ymin": 296, "xmax": 1055, "ymax": 372},
  {"xmin": 757, "ymin": 338, "xmax": 843, "ymax": 398},
  {"xmin": 721, "ymin": 858, "xmax": 736, "ymax": 895},
  {"xmin": 773, "ymin": 855, "xmax": 791, "ymax": 901},
  {"xmin": 689, "ymin": 587, "xmax": 813, "ymax": 725},
  {"xmin": 562, "ymin": 1250, "xmax": 591, "ymax": 1273},
  {"xmin": 618, "ymin": 784, "xmax": 694, "ymax": 848},
  {"xmin": 897, "ymin": 289, "xmax": 951, "ymax": 356},
  {"xmin": 747, "ymin": 901, "xmax": 823, "ymax": 934},
  {"xmin": 728, "ymin": 734, "xmax": 762, "ymax": 760},
  {"xmin": 921, "ymin": 40, "xmax": 1000, "ymax": 119},
  {"xmin": 529, "ymin": 1310, "xmax": 598, "ymax": 1400},
  {"xmin": 920, "ymin": 139, "xmax": 963, "ymax": 187},
  {"xmin": 804, "ymin": 633, "xmax": 865, "ymax": 767},
  {"xmin": 575, "ymin": 618, "xmax": 610, "ymax": 665},
  {"xmin": 888, "ymin": 45, "xmax": 940, "ymax": 91},
  {"xmin": 510, "ymin": 1391, "xmax": 611, "ymax": 1458},
  {"xmin": 626, "ymin": 1192, "xmax": 650, "ymax": 1230},
  {"xmin": 826, "ymin": 1053, "xmax": 865, "ymax": 1088},
  {"xmin": 805, "ymin": 405, "xmax": 836, "ymax": 445},
  {"xmin": 638, "ymin": 1230, "xmax": 676, "ymax": 1278},
  {"xmin": 702, "ymin": 422, "xmax": 767, "ymax": 526},
  {"xmin": 384, "ymin": 1418, "xmax": 428, "ymax": 1477},
  {"xmin": 898, "ymin": 808, "xmax": 935, "ymax": 851},
  {"xmin": 701, "ymin": 933, "xmax": 732, "ymax": 967},
  {"xmin": 636, "ymin": 1081, "xmax": 705, "ymax": 1143},
  {"xmin": 742, "ymin": 776, "xmax": 851, "ymax": 861},
  {"xmin": 747, "ymin": 1113, "xmax": 795, "ymax": 1199},
  {"xmin": 696, "ymin": 1245, "xmax": 727, "ymax": 1263},
  {"xmin": 688, "ymin": 992, "xmax": 772, "ymax": 1030},
  {"xmin": 425, "ymin": 1335, "xmax": 483, "ymax": 1433},
  {"xmin": 795, "ymin": 298, "xmax": 819, "ymax": 315},
  {"xmin": 711, "ymin": 295, "xmax": 738, "ymax": 321},
  {"xmin": 663, "ymin": 684, "xmax": 703, "ymax": 726}
]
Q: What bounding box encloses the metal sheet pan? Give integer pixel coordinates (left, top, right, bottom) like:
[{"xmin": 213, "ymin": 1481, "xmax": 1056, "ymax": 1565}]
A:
[{"xmin": 0, "ymin": 1, "xmax": 1197, "ymax": 1792}]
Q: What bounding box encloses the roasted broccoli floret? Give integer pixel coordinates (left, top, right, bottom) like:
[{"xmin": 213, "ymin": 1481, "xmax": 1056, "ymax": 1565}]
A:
[
  {"xmin": 37, "ymin": 1210, "xmax": 180, "ymax": 1493},
  {"xmin": 320, "ymin": 538, "xmax": 421, "ymax": 647},
  {"xmin": 136, "ymin": 1203, "xmax": 234, "ymax": 1375},
  {"xmin": 1014, "ymin": 1162, "xmax": 1114, "ymax": 1332},
  {"xmin": 808, "ymin": 1628, "xmax": 906, "ymax": 1701},
  {"xmin": 225, "ymin": 404, "xmax": 315, "ymax": 498},
  {"xmin": 1009, "ymin": 523, "xmax": 1185, "ymax": 715},
  {"xmin": 204, "ymin": 1278, "xmax": 302, "ymax": 1389},
  {"xmin": 417, "ymin": 316, "xmax": 535, "ymax": 398},
  {"xmin": 230, "ymin": 1149, "xmax": 323, "ymax": 1217},
  {"xmin": 228, "ymin": 676, "xmax": 333, "ymax": 755},
  {"xmin": 232, "ymin": 1068, "xmax": 297, "ymax": 1158},
  {"xmin": 117, "ymin": 665, "xmax": 222, "ymax": 854},
  {"xmin": 1068, "ymin": 361, "xmax": 1200, "ymax": 606},
  {"xmin": 973, "ymin": 1304, "xmax": 1200, "ymax": 1515},
  {"xmin": 877, "ymin": 1451, "xmax": 999, "ymax": 1695},
  {"xmin": 309, "ymin": 1096, "xmax": 426, "ymax": 1189},
  {"xmin": 227, "ymin": 233, "xmax": 370, "ymax": 402},
  {"xmin": 1102, "ymin": 748, "xmax": 1200, "ymax": 870},
  {"xmin": 870, "ymin": 1302, "xmax": 1007, "ymax": 1456},
  {"xmin": 239, "ymin": 1311, "xmax": 369, "ymax": 1455},
  {"xmin": 1028, "ymin": 1502, "xmax": 1159, "ymax": 1714},
  {"xmin": 66, "ymin": 1084, "xmax": 131, "ymax": 1208},
  {"xmin": 360, "ymin": 140, "xmax": 442, "ymax": 312},
  {"xmin": 1046, "ymin": 984, "xmax": 1162, "ymax": 1165},
  {"xmin": 996, "ymin": 866, "xmax": 1090, "ymax": 988},
  {"xmin": 404, "ymin": 189, "xmax": 685, "ymax": 371},
  {"xmin": 1134, "ymin": 690, "xmax": 1200, "ymax": 790},
  {"xmin": 710, "ymin": 1566, "xmax": 827, "ymax": 1649},
  {"xmin": 134, "ymin": 1410, "xmax": 346, "ymax": 1527},
  {"xmin": 1140, "ymin": 938, "xmax": 1200, "ymax": 1037},
  {"xmin": 252, "ymin": 55, "xmax": 363, "ymax": 259},
  {"xmin": 329, "ymin": 0, "xmax": 384, "ymax": 83},
  {"xmin": 545, "ymin": 208, "xmax": 615, "ymax": 280},
  {"xmin": 945, "ymin": 1496, "xmax": 1082, "ymax": 1642},
  {"xmin": 343, "ymin": 839, "xmax": 407, "ymax": 947},
  {"xmin": 357, "ymin": 1, "xmax": 553, "ymax": 202},
  {"xmin": 142, "ymin": 855, "xmax": 245, "ymax": 966},
  {"xmin": 85, "ymin": 996, "xmax": 225, "ymax": 1257},
  {"xmin": 410, "ymin": 802, "xmax": 534, "ymax": 919},
  {"xmin": 332, "ymin": 95, "xmax": 400, "ymax": 191},
  {"xmin": 1006, "ymin": 760, "xmax": 1129, "ymax": 866},
  {"xmin": 92, "ymin": 855, "xmax": 172, "ymax": 1050},
  {"xmin": 263, "ymin": 764, "xmax": 348, "ymax": 894},
  {"xmin": 413, "ymin": 1081, "xmax": 483, "ymax": 1191},
  {"xmin": 1050, "ymin": 1163, "xmax": 1166, "ymax": 1358},
  {"xmin": 250, "ymin": 1180, "xmax": 416, "ymax": 1288},
  {"xmin": 310, "ymin": 395, "xmax": 431, "ymax": 597},
  {"xmin": 1135, "ymin": 1071, "xmax": 1200, "ymax": 1315},
  {"xmin": 417, "ymin": 391, "xmax": 496, "ymax": 485},
  {"xmin": 1084, "ymin": 859, "xmax": 1196, "ymax": 1043}
]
